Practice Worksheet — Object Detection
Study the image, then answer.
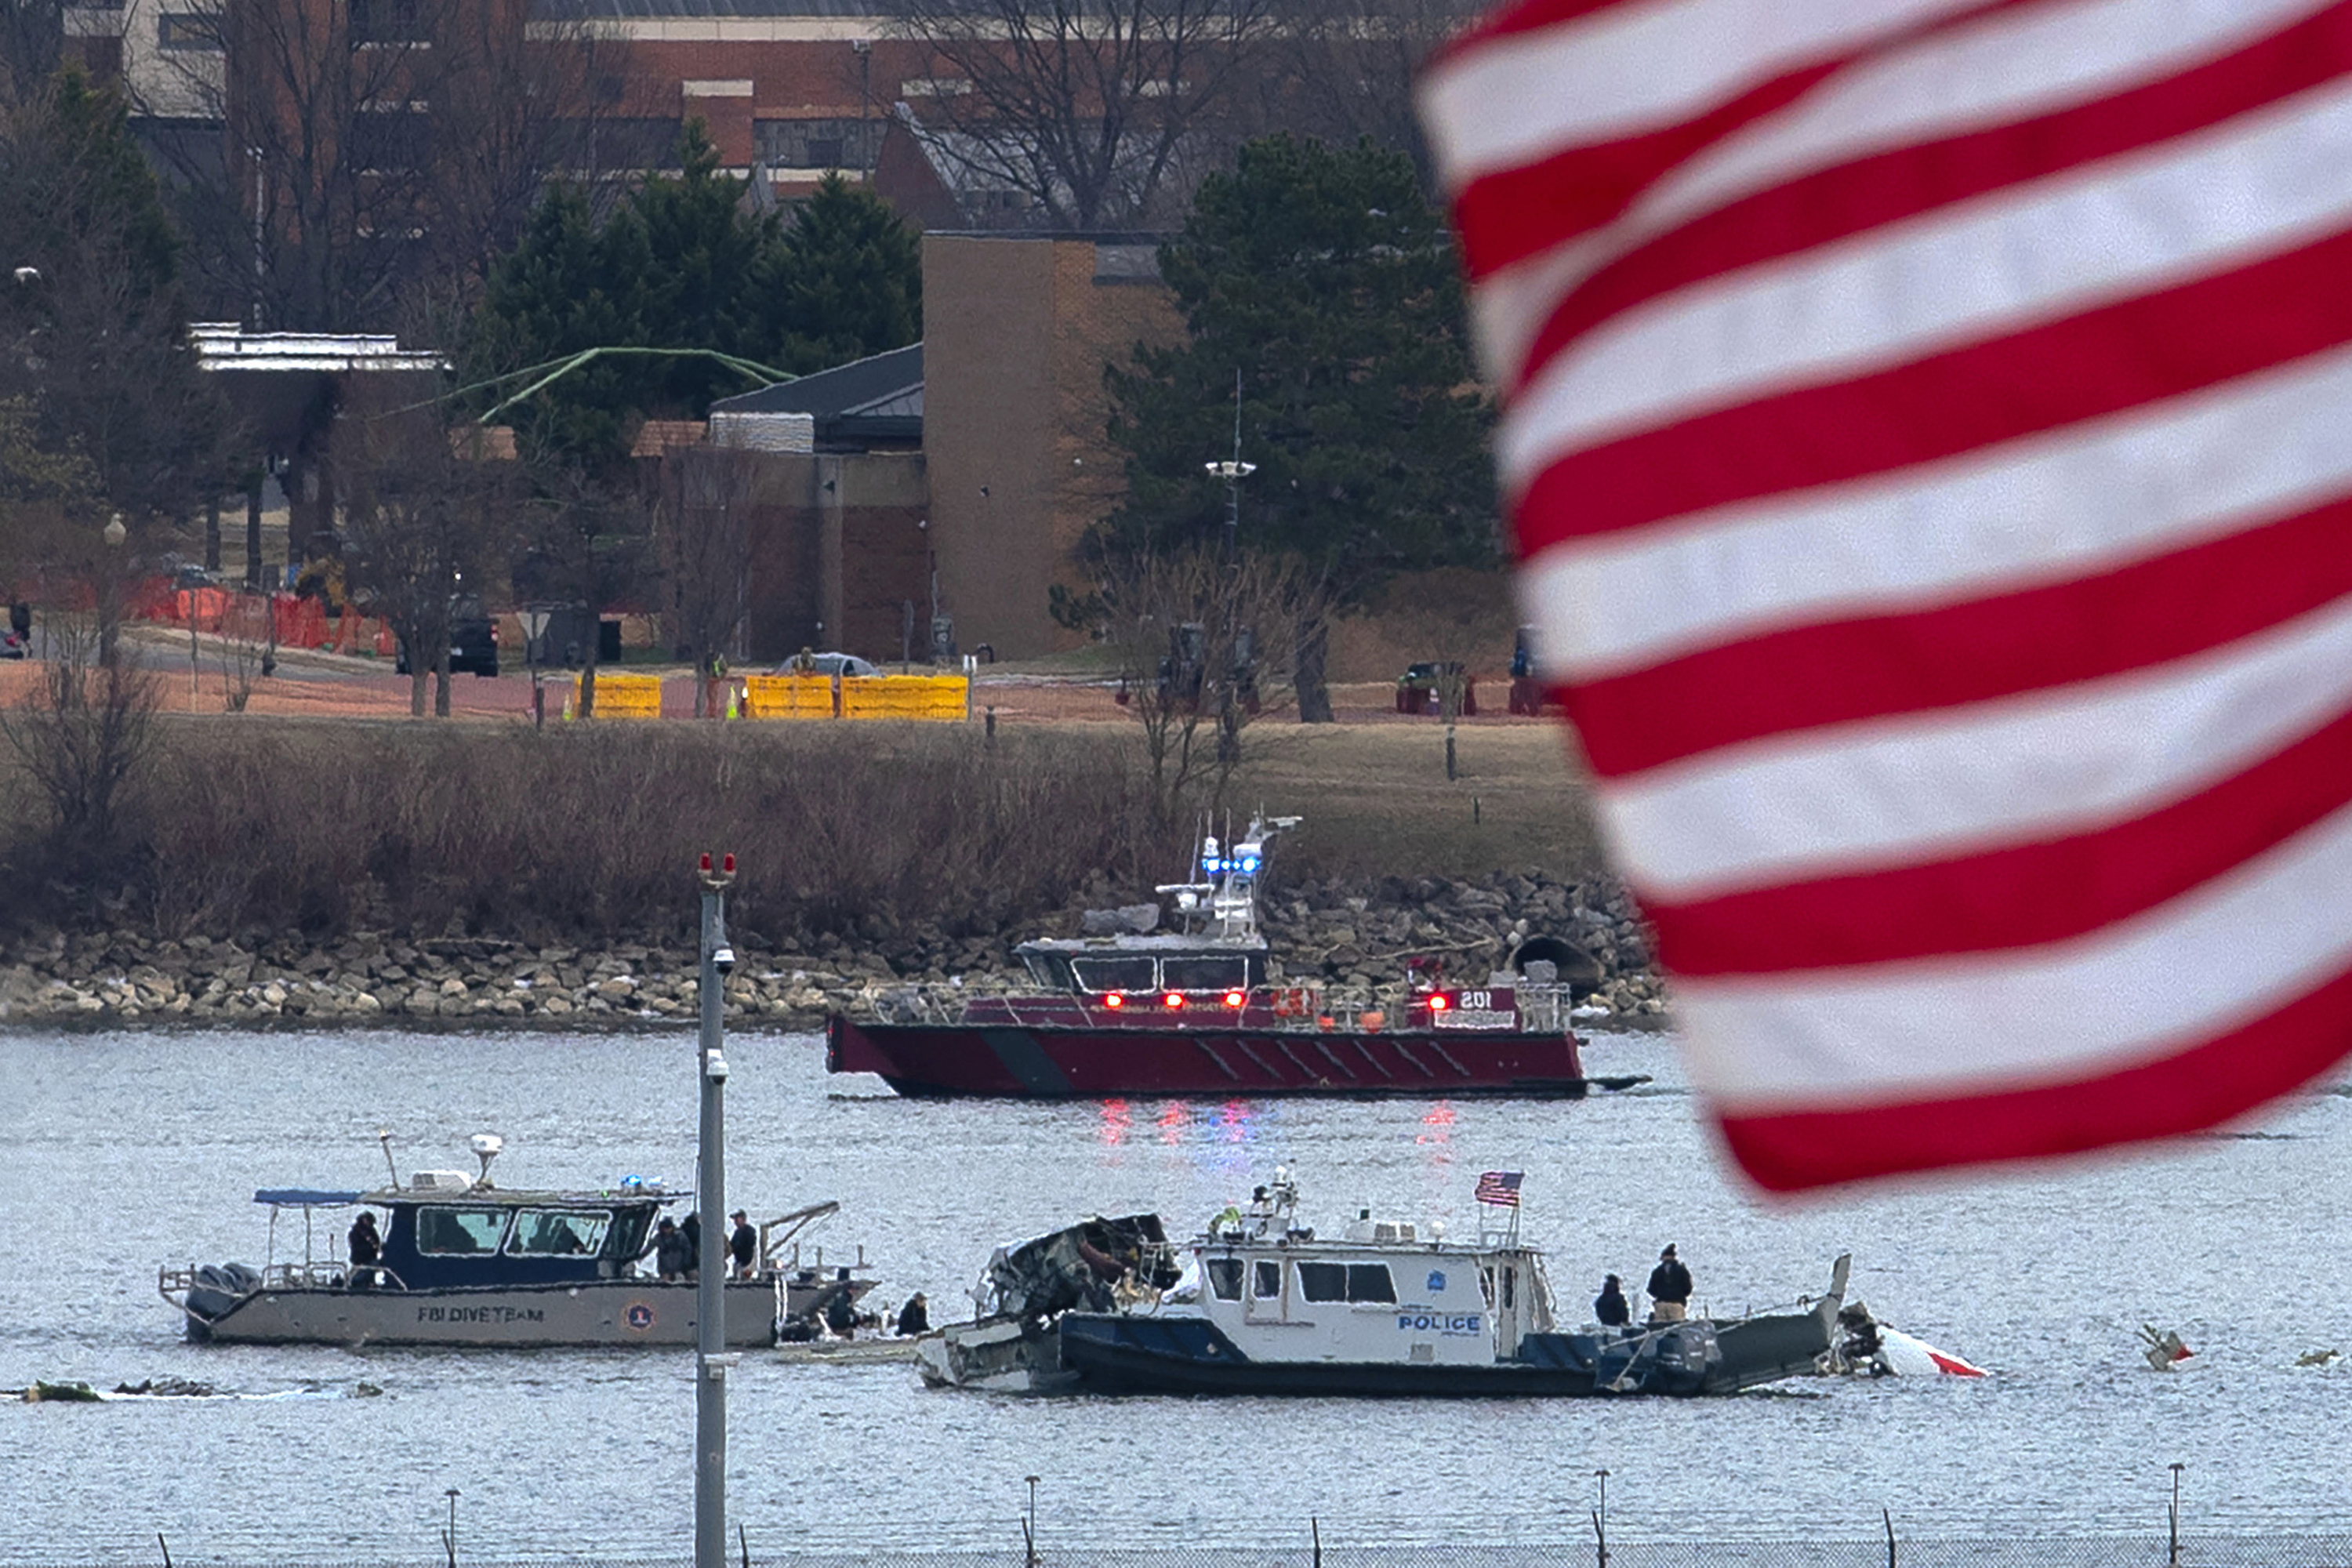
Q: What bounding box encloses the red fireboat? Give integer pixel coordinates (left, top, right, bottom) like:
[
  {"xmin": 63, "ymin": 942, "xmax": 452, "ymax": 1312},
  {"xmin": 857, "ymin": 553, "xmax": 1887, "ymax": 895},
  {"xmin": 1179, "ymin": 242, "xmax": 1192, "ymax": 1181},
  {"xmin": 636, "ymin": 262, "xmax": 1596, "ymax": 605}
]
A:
[{"xmin": 826, "ymin": 816, "xmax": 1645, "ymax": 1099}]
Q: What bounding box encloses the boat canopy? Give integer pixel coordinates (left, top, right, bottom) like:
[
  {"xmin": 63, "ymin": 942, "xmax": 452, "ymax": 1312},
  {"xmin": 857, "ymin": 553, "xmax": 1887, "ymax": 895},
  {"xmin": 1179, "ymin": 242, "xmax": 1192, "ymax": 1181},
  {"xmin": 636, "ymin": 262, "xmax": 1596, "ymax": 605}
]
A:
[{"xmin": 252, "ymin": 1189, "xmax": 363, "ymax": 1207}]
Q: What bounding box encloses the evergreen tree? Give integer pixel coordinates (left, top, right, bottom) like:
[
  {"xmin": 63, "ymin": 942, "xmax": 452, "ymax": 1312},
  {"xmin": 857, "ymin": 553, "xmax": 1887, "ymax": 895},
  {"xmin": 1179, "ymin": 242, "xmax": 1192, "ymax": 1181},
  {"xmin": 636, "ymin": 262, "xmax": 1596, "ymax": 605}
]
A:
[
  {"xmin": 0, "ymin": 68, "xmax": 231, "ymax": 523},
  {"xmin": 760, "ymin": 172, "xmax": 922, "ymax": 369},
  {"xmin": 626, "ymin": 122, "xmax": 779, "ymax": 413},
  {"xmin": 467, "ymin": 184, "xmax": 648, "ymax": 464},
  {"xmin": 1102, "ymin": 134, "xmax": 1496, "ymax": 581},
  {"xmin": 466, "ymin": 125, "xmax": 924, "ymax": 466}
]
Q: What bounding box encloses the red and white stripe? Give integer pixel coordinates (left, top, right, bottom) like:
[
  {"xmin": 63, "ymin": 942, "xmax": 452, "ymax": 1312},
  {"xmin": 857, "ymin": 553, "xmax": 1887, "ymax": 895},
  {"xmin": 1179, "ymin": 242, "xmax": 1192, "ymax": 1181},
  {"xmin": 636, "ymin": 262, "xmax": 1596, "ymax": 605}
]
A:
[{"xmin": 1418, "ymin": 0, "xmax": 2352, "ymax": 1189}]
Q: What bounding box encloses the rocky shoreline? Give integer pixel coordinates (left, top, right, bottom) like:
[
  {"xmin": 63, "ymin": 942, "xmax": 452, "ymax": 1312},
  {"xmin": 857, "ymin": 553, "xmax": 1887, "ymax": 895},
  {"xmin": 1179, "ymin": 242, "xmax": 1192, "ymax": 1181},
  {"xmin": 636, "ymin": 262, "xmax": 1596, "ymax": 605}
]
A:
[{"xmin": 0, "ymin": 870, "xmax": 1670, "ymax": 1031}]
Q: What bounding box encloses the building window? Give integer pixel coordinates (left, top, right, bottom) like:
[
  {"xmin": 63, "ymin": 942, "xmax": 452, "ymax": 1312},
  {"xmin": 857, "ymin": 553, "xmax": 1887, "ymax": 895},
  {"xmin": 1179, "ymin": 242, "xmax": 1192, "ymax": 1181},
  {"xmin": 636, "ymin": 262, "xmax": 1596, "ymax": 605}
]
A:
[
  {"xmin": 350, "ymin": 0, "xmax": 428, "ymax": 43},
  {"xmin": 157, "ymin": 14, "xmax": 221, "ymax": 49}
]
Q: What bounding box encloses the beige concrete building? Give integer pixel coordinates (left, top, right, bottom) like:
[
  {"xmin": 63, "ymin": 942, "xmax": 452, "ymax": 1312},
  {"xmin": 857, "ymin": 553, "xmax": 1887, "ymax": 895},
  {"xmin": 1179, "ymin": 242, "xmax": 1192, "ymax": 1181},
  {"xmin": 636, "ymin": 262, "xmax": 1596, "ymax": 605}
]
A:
[{"xmin": 920, "ymin": 231, "xmax": 1181, "ymax": 660}]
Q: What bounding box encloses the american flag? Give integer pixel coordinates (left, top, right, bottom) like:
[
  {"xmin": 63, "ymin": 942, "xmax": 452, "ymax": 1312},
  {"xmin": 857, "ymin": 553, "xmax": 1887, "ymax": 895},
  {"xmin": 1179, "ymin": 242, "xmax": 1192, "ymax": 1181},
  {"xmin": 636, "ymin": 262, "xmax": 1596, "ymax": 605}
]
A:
[
  {"xmin": 1420, "ymin": 2, "xmax": 2352, "ymax": 1191},
  {"xmin": 1474, "ymin": 1170, "xmax": 1524, "ymax": 1207}
]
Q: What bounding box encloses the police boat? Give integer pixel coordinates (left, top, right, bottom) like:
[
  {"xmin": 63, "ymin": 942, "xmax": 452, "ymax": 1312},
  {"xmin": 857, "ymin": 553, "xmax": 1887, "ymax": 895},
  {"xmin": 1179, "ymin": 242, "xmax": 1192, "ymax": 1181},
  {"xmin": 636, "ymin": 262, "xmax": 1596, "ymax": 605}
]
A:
[
  {"xmin": 917, "ymin": 1171, "xmax": 1846, "ymax": 1397},
  {"xmin": 158, "ymin": 1133, "xmax": 878, "ymax": 1348}
]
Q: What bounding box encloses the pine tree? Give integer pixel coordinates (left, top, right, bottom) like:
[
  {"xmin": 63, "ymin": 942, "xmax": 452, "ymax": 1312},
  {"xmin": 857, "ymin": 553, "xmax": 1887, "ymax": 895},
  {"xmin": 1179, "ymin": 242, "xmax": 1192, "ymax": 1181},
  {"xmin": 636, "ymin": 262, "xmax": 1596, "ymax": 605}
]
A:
[
  {"xmin": 1103, "ymin": 135, "xmax": 1496, "ymax": 578},
  {"xmin": 760, "ymin": 172, "xmax": 922, "ymax": 370}
]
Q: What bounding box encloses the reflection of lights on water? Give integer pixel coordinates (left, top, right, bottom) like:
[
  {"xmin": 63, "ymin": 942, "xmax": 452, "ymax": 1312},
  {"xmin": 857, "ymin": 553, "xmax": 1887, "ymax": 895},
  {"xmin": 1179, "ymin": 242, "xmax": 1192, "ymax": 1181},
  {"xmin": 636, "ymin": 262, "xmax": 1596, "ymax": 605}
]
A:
[
  {"xmin": 1220, "ymin": 1100, "xmax": 1253, "ymax": 1142},
  {"xmin": 1417, "ymin": 1099, "xmax": 1457, "ymax": 1155},
  {"xmin": 1156, "ymin": 1102, "xmax": 1189, "ymax": 1142},
  {"xmin": 1099, "ymin": 1098, "xmax": 1131, "ymax": 1145}
]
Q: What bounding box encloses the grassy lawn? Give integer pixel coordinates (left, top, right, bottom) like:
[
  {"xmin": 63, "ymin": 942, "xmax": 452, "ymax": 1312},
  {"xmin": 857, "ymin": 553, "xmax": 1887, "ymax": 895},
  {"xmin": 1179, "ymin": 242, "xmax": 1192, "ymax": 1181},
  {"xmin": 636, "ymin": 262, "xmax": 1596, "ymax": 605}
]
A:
[{"xmin": 1226, "ymin": 719, "xmax": 1606, "ymax": 881}]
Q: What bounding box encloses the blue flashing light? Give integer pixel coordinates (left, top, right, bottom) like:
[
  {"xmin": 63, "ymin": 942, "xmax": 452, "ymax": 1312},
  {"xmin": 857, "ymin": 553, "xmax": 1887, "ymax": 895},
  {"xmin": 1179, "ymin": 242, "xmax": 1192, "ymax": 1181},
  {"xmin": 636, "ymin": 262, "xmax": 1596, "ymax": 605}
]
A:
[{"xmin": 1240, "ymin": 855, "xmax": 1260, "ymax": 873}]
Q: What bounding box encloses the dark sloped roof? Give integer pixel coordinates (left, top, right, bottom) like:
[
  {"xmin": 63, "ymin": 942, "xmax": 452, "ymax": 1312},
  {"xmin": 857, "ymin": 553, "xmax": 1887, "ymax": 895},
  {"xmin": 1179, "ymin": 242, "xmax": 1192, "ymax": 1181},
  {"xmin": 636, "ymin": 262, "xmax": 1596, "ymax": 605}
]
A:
[{"xmin": 712, "ymin": 342, "xmax": 920, "ymax": 419}]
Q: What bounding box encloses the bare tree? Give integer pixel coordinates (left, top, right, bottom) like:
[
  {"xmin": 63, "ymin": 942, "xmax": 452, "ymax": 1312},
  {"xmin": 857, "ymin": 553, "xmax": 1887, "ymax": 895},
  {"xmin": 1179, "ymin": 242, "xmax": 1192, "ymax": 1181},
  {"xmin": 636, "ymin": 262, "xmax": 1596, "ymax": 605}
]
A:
[
  {"xmin": 884, "ymin": 0, "xmax": 1278, "ymax": 230},
  {"xmin": 339, "ymin": 398, "xmax": 517, "ymax": 717},
  {"xmin": 1101, "ymin": 546, "xmax": 1321, "ymax": 819},
  {"xmin": 1243, "ymin": 0, "xmax": 1485, "ymax": 191},
  {"xmin": 523, "ymin": 461, "xmax": 652, "ymax": 720},
  {"xmin": 0, "ymin": 1, "xmax": 63, "ymax": 106},
  {"xmin": 656, "ymin": 447, "xmax": 757, "ymax": 717},
  {"xmin": 0, "ymin": 600, "xmax": 162, "ymax": 866},
  {"xmin": 153, "ymin": 0, "xmax": 630, "ymax": 332}
]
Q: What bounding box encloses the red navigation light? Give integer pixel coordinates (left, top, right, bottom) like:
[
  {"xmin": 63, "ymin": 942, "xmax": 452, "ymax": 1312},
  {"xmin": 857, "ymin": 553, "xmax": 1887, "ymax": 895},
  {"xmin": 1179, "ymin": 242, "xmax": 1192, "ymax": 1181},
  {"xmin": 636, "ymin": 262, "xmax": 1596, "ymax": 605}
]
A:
[
  {"xmin": 1223, "ymin": 990, "xmax": 1245, "ymax": 1009},
  {"xmin": 1103, "ymin": 993, "xmax": 1126, "ymax": 1009},
  {"xmin": 699, "ymin": 853, "xmax": 712, "ymax": 872},
  {"xmin": 722, "ymin": 853, "xmax": 736, "ymax": 873},
  {"xmin": 1429, "ymin": 993, "xmax": 1450, "ymax": 1012},
  {"xmin": 1163, "ymin": 992, "xmax": 1185, "ymax": 1009}
]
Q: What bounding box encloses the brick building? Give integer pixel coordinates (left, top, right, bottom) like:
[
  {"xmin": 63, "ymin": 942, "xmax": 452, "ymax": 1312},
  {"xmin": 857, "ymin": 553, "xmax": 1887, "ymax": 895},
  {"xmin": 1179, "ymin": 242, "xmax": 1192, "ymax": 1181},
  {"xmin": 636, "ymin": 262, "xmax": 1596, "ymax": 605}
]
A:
[{"xmin": 920, "ymin": 230, "xmax": 1180, "ymax": 660}]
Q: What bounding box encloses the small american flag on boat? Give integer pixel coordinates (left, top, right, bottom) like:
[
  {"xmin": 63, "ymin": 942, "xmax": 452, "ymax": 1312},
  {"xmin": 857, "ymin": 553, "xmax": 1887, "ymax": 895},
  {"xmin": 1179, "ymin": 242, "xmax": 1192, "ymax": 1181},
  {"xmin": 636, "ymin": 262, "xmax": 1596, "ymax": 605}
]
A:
[{"xmin": 1474, "ymin": 1171, "xmax": 1523, "ymax": 1207}]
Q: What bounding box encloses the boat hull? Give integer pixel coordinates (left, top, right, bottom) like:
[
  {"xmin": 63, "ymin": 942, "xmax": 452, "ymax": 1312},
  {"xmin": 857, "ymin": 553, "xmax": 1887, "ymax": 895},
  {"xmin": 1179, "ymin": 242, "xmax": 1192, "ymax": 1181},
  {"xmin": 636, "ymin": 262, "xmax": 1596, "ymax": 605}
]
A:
[
  {"xmin": 1054, "ymin": 1305, "xmax": 1835, "ymax": 1398},
  {"xmin": 828, "ymin": 1017, "xmax": 1599, "ymax": 1098},
  {"xmin": 181, "ymin": 1278, "xmax": 864, "ymax": 1349}
]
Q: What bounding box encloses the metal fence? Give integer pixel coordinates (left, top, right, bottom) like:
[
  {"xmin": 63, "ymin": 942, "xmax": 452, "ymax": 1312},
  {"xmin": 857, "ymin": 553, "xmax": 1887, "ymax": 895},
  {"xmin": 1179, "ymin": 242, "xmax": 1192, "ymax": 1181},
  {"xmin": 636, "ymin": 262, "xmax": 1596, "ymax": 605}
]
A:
[{"xmin": 20, "ymin": 1539, "xmax": 2352, "ymax": 1568}]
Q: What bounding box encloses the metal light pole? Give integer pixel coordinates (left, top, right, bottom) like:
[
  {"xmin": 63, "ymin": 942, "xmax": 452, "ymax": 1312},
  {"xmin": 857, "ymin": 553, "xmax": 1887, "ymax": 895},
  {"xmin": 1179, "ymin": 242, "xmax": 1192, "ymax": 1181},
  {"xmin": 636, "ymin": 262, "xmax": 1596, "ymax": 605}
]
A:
[
  {"xmin": 1203, "ymin": 369, "xmax": 1254, "ymax": 568},
  {"xmin": 695, "ymin": 853, "xmax": 738, "ymax": 1568},
  {"xmin": 2168, "ymin": 1462, "xmax": 2185, "ymax": 1567},
  {"xmin": 1023, "ymin": 1475, "xmax": 1041, "ymax": 1568}
]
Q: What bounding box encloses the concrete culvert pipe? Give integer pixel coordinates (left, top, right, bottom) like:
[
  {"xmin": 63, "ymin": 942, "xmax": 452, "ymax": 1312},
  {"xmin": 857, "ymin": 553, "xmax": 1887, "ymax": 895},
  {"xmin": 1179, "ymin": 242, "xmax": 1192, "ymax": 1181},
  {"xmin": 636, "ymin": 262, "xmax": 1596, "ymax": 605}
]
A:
[{"xmin": 1508, "ymin": 935, "xmax": 1605, "ymax": 1000}]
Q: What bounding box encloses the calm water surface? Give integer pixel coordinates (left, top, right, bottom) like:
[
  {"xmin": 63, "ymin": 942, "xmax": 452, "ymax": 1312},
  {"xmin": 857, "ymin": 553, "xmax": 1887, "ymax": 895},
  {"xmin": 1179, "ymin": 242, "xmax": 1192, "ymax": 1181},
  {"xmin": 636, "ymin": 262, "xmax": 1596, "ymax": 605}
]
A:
[{"xmin": 3, "ymin": 1027, "xmax": 2347, "ymax": 1559}]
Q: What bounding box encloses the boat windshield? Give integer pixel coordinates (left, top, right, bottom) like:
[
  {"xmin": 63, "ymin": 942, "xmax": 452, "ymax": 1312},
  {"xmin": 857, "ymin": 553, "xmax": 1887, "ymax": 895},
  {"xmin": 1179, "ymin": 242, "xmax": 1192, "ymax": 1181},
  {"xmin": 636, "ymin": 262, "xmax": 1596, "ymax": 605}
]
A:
[
  {"xmin": 1298, "ymin": 1261, "xmax": 1399, "ymax": 1303},
  {"xmin": 1072, "ymin": 956, "xmax": 1156, "ymax": 993},
  {"xmin": 1161, "ymin": 955, "xmax": 1250, "ymax": 992},
  {"xmin": 1207, "ymin": 1258, "xmax": 1243, "ymax": 1301},
  {"xmin": 416, "ymin": 1207, "xmax": 512, "ymax": 1255},
  {"xmin": 506, "ymin": 1209, "xmax": 610, "ymax": 1256}
]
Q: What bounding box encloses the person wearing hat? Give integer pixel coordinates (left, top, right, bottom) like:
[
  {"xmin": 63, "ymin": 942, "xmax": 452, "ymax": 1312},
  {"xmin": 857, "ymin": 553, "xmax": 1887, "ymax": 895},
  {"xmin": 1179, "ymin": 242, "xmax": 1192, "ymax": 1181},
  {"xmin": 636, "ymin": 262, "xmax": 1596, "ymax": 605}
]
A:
[
  {"xmin": 895, "ymin": 1291, "xmax": 930, "ymax": 1337},
  {"xmin": 1646, "ymin": 1244, "xmax": 1693, "ymax": 1322},
  {"xmin": 1592, "ymin": 1273, "xmax": 1630, "ymax": 1327},
  {"xmin": 728, "ymin": 1210, "xmax": 758, "ymax": 1279}
]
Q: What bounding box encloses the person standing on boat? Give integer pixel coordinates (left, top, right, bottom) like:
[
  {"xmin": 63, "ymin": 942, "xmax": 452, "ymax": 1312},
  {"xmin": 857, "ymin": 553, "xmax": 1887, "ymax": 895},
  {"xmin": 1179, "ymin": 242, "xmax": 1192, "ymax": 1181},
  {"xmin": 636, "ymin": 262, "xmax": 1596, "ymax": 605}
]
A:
[
  {"xmin": 1593, "ymin": 1274, "xmax": 1630, "ymax": 1327},
  {"xmin": 728, "ymin": 1210, "xmax": 757, "ymax": 1279},
  {"xmin": 649, "ymin": 1218, "xmax": 691, "ymax": 1281},
  {"xmin": 1647, "ymin": 1245, "xmax": 1693, "ymax": 1322},
  {"xmin": 895, "ymin": 1292, "xmax": 929, "ymax": 1336},
  {"xmin": 681, "ymin": 1211, "xmax": 702, "ymax": 1280},
  {"xmin": 347, "ymin": 1211, "xmax": 381, "ymax": 1291}
]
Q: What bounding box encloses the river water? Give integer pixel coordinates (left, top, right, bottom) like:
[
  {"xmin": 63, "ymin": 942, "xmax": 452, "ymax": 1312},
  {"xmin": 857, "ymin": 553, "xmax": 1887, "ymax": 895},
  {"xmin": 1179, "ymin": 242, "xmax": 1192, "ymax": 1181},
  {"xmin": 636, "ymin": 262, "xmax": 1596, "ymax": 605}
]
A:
[{"xmin": 2, "ymin": 1026, "xmax": 2347, "ymax": 1561}]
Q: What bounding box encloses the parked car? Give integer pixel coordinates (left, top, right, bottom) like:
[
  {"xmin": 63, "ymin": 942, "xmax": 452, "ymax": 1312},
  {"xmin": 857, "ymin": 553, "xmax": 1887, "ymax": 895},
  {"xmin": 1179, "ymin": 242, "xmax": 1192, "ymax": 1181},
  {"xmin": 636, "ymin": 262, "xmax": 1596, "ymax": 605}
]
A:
[
  {"xmin": 395, "ymin": 596, "xmax": 499, "ymax": 677},
  {"xmin": 771, "ymin": 652, "xmax": 879, "ymax": 678},
  {"xmin": 1396, "ymin": 660, "xmax": 1477, "ymax": 717}
]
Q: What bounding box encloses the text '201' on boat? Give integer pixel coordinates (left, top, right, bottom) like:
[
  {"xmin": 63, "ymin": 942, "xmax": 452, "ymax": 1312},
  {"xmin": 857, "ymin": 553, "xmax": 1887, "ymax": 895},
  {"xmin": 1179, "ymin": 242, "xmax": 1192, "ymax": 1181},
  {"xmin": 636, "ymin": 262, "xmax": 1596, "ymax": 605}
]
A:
[
  {"xmin": 915, "ymin": 1171, "xmax": 1849, "ymax": 1396},
  {"xmin": 158, "ymin": 1133, "xmax": 878, "ymax": 1348},
  {"xmin": 829, "ymin": 814, "xmax": 1649, "ymax": 1099}
]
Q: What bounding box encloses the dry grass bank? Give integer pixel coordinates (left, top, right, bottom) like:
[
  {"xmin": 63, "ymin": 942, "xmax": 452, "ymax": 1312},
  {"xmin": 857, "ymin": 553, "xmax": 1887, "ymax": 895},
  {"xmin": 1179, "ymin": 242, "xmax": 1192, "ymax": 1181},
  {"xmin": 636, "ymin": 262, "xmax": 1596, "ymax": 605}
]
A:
[{"xmin": 0, "ymin": 686, "xmax": 1608, "ymax": 944}]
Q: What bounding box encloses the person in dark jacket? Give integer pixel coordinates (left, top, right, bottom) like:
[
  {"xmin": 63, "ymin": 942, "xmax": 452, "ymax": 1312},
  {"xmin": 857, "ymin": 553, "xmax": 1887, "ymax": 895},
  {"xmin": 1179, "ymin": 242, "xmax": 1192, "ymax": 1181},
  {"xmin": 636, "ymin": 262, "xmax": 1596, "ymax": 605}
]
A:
[
  {"xmin": 728, "ymin": 1210, "xmax": 757, "ymax": 1279},
  {"xmin": 680, "ymin": 1212, "xmax": 702, "ymax": 1280},
  {"xmin": 1593, "ymin": 1274, "xmax": 1629, "ymax": 1327},
  {"xmin": 895, "ymin": 1292, "xmax": 930, "ymax": 1336},
  {"xmin": 650, "ymin": 1219, "xmax": 691, "ymax": 1281},
  {"xmin": 822, "ymin": 1269, "xmax": 858, "ymax": 1335},
  {"xmin": 1647, "ymin": 1245, "xmax": 1693, "ymax": 1322},
  {"xmin": 347, "ymin": 1211, "xmax": 381, "ymax": 1290}
]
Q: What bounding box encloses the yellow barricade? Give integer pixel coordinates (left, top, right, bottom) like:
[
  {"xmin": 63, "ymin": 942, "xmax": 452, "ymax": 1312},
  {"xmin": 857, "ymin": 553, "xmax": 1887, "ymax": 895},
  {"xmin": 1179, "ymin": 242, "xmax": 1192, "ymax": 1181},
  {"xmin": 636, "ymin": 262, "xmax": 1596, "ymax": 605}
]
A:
[
  {"xmin": 840, "ymin": 673, "xmax": 970, "ymax": 722},
  {"xmin": 743, "ymin": 673, "xmax": 838, "ymax": 720},
  {"xmin": 575, "ymin": 672, "xmax": 665, "ymax": 720}
]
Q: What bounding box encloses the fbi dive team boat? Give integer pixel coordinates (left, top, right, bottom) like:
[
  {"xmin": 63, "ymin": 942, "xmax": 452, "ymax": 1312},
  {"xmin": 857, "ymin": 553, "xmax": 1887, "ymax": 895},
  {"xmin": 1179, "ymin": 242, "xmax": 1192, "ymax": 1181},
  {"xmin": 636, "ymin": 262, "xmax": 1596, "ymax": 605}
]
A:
[
  {"xmin": 159, "ymin": 1134, "xmax": 877, "ymax": 1348},
  {"xmin": 830, "ymin": 815, "xmax": 1646, "ymax": 1099},
  {"xmin": 916, "ymin": 1172, "xmax": 1847, "ymax": 1396}
]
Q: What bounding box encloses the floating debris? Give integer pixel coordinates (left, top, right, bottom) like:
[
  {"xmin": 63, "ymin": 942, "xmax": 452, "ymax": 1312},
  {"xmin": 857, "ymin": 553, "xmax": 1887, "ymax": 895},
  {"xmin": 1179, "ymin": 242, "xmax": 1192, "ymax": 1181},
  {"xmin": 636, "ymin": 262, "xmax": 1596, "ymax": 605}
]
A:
[
  {"xmin": 2140, "ymin": 1326, "xmax": 2194, "ymax": 1370},
  {"xmin": 112, "ymin": 1378, "xmax": 217, "ymax": 1398},
  {"xmin": 20, "ymin": 1381, "xmax": 101, "ymax": 1403},
  {"xmin": 2296, "ymin": 1348, "xmax": 2340, "ymax": 1367}
]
